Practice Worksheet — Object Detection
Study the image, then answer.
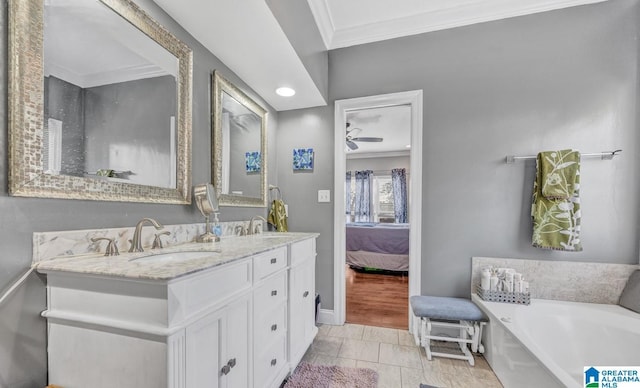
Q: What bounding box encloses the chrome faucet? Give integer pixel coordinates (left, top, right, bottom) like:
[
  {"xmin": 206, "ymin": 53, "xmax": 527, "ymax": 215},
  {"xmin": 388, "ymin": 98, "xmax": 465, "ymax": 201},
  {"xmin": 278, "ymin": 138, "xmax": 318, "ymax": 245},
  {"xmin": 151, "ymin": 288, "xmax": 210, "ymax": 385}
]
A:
[
  {"xmin": 129, "ymin": 218, "xmax": 164, "ymax": 252},
  {"xmin": 91, "ymin": 237, "xmax": 119, "ymax": 256},
  {"xmin": 248, "ymin": 215, "xmax": 267, "ymax": 235},
  {"xmin": 152, "ymin": 231, "xmax": 171, "ymax": 249}
]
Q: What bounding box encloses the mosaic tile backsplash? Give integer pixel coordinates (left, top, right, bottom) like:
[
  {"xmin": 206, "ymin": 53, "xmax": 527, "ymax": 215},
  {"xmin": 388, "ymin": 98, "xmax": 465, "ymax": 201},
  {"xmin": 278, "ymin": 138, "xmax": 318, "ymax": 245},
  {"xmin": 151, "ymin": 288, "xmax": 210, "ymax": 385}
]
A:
[{"xmin": 472, "ymin": 256, "xmax": 639, "ymax": 304}]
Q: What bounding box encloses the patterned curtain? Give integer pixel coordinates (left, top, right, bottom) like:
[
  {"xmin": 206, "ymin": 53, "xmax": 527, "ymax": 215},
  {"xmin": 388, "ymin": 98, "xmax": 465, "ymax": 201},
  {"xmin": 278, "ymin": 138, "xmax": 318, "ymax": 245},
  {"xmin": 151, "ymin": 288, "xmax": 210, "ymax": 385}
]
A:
[
  {"xmin": 392, "ymin": 168, "xmax": 408, "ymax": 223},
  {"xmin": 345, "ymin": 171, "xmax": 352, "ymax": 219},
  {"xmin": 354, "ymin": 170, "xmax": 373, "ymax": 222}
]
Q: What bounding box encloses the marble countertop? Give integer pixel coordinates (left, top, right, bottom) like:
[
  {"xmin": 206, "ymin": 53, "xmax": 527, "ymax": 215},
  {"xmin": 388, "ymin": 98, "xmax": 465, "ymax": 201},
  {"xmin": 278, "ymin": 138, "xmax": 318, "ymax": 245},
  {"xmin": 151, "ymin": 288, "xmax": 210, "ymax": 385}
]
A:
[{"xmin": 35, "ymin": 232, "xmax": 318, "ymax": 281}]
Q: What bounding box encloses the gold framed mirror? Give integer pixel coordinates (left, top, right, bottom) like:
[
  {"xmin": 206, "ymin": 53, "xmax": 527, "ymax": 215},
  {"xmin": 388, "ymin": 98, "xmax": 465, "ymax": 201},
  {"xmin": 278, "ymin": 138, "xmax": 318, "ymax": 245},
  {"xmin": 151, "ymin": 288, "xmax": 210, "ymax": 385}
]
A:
[
  {"xmin": 8, "ymin": 0, "xmax": 193, "ymax": 204},
  {"xmin": 211, "ymin": 71, "xmax": 267, "ymax": 207}
]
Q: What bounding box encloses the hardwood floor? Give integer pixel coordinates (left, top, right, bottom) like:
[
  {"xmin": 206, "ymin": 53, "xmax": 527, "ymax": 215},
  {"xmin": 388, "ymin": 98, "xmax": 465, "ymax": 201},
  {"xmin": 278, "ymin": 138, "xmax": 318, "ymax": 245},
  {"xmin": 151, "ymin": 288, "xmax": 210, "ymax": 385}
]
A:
[{"xmin": 345, "ymin": 265, "xmax": 409, "ymax": 330}]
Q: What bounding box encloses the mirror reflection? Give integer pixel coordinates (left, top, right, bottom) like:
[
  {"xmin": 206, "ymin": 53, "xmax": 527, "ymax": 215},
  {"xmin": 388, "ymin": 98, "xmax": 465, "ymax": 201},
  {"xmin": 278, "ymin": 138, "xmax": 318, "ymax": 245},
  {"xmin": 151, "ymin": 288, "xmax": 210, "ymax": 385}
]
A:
[
  {"xmin": 212, "ymin": 71, "xmax": 267, "ymax": 207},
  {"xmin": 44, "ymin": 0, "xmax": 178, "ymax": 188},
  {"xmin": 8, "ymin": 0, "xmax": 193, "ymax": 203},
  {"xmin": 220, "ymin": 91, "xmax": 262, "ymax": 197}
]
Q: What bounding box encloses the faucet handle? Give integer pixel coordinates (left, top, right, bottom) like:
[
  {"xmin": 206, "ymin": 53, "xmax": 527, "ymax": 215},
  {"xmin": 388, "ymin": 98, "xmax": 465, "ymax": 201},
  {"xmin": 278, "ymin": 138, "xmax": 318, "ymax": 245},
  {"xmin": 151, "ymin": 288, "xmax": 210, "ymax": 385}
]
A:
[
  {"xmin": 152, "ymin": 231, "xmax": 171, "ymax": 249},
  {"xmin": 235, "ymin": 225, "xmax": 247, "ymax": 236},
  {"xmin": 91, "ymin": 237, "xmax": 119, "ymax": 257}
]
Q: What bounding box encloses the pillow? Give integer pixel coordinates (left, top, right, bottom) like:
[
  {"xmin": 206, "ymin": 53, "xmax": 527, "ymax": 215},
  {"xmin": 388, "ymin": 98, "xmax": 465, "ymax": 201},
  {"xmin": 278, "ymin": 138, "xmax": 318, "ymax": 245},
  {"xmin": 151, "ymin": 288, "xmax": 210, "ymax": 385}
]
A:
[{"xmin": 619, "ymin": 269, "xmax": 640, "ymax": 313}]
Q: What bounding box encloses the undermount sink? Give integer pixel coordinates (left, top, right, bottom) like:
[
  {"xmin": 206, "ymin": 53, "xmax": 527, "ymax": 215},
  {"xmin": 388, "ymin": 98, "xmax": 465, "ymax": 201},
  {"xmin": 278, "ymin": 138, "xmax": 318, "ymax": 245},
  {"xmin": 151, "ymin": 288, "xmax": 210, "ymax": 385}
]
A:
[{"xmin": 129, "ymin": 250, "xmax": 220, "ymax": 263}]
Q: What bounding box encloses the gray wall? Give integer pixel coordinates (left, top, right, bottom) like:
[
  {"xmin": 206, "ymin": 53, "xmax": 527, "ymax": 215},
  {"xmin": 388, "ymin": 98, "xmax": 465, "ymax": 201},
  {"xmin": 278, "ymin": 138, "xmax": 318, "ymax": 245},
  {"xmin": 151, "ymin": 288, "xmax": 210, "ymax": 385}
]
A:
[
  {"xmin": 85, "ymin": 75, "xmax": 175, "ymax": 187},
  {"xmin": 0, "ymin": 0, "xmax": 277, "ymax": 385},
  {"xmin": 276, "ymin": 105, "xmax": 335, "ymax": 309},
  {"xmin": 346, "ymin": 155, "xmax": 410, "ymax": 174},
  {"xmin": 44, "ymin": 76, "xmax": 85, "ymax": 176},
  {"xmin": 278, "ymin": 0, "xmax": 640, "ymax": 309}
]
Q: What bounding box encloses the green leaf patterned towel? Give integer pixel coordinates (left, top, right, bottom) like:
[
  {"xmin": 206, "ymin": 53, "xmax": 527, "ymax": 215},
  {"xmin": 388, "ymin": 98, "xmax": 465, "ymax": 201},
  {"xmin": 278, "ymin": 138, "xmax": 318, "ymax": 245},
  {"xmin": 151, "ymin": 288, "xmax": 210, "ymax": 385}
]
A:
[
  {"xmin": 531, "ymin": 150, "xmax": 582, "ymax": 251},
  {"xmin": 539, "ymin": 149, "xmax": 580, "ymax": 199},
  {"xmin": 268, "ymin": 199, "xmax": 288, "ymax": 232}
]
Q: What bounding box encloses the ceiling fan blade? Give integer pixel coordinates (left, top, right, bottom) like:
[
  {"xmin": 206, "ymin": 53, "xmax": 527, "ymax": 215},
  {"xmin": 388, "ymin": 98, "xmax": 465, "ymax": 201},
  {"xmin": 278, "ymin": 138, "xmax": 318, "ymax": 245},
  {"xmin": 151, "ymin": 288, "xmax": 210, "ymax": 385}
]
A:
[
  {"xmin": 352, "ymin": 137, "xmax": 383, "ymax": 142},
  {"xmin": 346, "ymin": 140, "xmax": 359, "ymax": 150}
]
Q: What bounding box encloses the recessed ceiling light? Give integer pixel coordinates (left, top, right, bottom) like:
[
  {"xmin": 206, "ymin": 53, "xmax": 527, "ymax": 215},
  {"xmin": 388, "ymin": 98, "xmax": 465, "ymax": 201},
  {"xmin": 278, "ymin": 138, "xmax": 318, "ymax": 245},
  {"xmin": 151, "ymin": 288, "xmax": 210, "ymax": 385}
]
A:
[
  {"xmin": 406, "ymin": 144, "xmax": 411, "ymax": 148},
  {"xmin": 276, "ymin": 87, "xmax": 296, "ymax": 97}
]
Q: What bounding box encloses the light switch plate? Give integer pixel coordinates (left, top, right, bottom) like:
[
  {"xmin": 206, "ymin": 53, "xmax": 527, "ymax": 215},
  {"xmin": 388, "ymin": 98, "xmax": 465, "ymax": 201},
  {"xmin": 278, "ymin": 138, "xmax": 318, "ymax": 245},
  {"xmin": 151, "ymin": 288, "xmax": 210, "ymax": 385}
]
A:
[{"xmin": 318, "ymin": 190, "xmax": 331, "ymax": 203}]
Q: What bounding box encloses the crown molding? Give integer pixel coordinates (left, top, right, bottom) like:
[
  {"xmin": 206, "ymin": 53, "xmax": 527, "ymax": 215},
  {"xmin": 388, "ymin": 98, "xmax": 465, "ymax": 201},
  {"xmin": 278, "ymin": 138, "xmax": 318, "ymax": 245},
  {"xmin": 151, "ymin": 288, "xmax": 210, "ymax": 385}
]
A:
[
  {"xmin": 314, "ymin": 0, "xmax": 609, "ymax": 49},
  {"xmin": 306, "ymin": 0, "xmax": 334, "ymax": 49}
]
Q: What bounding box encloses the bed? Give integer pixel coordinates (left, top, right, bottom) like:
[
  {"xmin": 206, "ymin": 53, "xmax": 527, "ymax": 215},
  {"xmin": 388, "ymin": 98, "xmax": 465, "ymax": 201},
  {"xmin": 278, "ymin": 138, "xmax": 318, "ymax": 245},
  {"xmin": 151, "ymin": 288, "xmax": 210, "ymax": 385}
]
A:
[{"xmin": 345, "ymin": 223, "xmax": 410, "ymax": 272}]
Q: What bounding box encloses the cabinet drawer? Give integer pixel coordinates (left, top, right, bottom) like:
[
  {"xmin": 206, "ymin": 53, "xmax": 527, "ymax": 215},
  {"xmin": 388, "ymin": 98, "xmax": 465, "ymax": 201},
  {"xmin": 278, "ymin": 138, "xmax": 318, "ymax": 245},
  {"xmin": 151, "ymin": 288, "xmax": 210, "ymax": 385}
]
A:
[
  {"xmin": 254, "ymin": 303, "xmax": 287, "ymax": 349},
  {"xmin": 254, "ymin": 272, "xmax": 287, "ymax": 312},
  {"xmin": 255, "ymin": 336, "xmax": 287, "ymax": 387},
  {"xmin": 171, "ymin": 258, "xmax": 252, "ymax": 323},
  {"xmin": 253, "ymin": 247, "xmax": 287, "ymax": 280}
]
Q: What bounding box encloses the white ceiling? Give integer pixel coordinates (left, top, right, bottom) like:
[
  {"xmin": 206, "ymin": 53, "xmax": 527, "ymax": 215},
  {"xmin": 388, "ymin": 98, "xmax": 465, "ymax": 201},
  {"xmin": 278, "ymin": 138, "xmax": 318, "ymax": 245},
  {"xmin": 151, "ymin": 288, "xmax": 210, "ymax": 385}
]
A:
[
  {"xmin": 152, "ymin": 0, "xmax": 327, "ymax": 112},
  {"xmin": 152, "ymin": 0, "xmax": 607, "ymax": 111},
  {"xmin": 46, "ymin": 0, "xmax": 176, "ymax": 88},
  {"xmin": 308, "ymin": 0, "xmax": 609, "ymax": 49},
  {"xmin": 345, "ymin": 105, "xmax": 411, "ymax": 157}
]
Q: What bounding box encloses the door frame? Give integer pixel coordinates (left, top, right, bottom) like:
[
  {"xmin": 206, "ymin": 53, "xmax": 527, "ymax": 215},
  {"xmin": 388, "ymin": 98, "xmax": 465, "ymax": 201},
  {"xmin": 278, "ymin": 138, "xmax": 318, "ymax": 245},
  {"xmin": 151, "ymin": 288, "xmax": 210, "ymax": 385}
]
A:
[{"xmin": 332, "ymin": 90, "xmax": 423, "ymax": 331}]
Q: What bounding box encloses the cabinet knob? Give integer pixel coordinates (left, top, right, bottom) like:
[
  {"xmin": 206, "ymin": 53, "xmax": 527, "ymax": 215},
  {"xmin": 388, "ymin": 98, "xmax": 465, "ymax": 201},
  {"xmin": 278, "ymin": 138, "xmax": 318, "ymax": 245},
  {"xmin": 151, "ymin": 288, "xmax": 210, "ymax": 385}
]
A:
[
  {"xmin": 227, "ymin": 358, "xmax": 236, "ymax": 368},
  {"xmin": 270, "ymin": 358, "xmax": 277, "ymax": 366},
  {"xmin": 220, "ymin": 365, "xmax": 231, "ymax": 376},
  {"xmin": 303, "ymin": 291, "xmax": 310, "ymax": 298},
  {"xmin": 271, "ymin": 290, "xmax": 278, "ymax": 296},
  {"xmin": 270, "ymin": 258, "xmax": 277, "ymax": 264},
  {"xmin": 271, "ymin": 324, "xmax": 278, "ymax": 331}
]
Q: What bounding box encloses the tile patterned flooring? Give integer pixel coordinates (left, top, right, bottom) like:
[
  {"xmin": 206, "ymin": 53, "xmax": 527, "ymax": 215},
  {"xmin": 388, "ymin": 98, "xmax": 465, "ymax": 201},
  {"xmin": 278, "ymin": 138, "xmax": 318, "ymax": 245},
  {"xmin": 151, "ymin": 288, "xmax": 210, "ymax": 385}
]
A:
[{"xmin": 301, "ymin": 323, "xmax": 504, "ymax": 388}]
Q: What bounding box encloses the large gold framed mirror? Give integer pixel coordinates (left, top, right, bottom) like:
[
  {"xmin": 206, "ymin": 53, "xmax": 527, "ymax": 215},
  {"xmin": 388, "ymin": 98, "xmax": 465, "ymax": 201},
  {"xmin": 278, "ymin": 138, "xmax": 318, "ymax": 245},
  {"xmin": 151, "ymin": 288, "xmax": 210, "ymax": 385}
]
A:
[
  {"xmin": 8, "ymin": 0, "xmax": 193, "ymax": 203},
  {"xmin": 212, "ymin": 71, "xmax": 267, "ymax": 207}
]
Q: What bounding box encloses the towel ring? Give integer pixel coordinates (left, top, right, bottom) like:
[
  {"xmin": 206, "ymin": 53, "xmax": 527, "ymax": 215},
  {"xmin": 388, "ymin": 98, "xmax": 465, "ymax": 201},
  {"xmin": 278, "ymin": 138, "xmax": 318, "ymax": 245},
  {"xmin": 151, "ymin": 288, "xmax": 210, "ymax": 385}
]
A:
[{"xmin": 269, "ymin": 185, "xmax": 282, "ymax": 201}]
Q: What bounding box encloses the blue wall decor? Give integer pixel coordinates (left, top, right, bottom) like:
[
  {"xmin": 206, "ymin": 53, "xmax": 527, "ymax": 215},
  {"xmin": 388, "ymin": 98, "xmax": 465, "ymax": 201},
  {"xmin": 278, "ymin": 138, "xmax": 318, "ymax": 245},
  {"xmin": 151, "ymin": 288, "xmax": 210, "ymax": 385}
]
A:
[
  {"xmin": 245, "ymin": 151, "xmax": 261, "ymax": 173},
  {"xmin": 293, "ymin": 148, "xmax": 314, "ymax": 170}
]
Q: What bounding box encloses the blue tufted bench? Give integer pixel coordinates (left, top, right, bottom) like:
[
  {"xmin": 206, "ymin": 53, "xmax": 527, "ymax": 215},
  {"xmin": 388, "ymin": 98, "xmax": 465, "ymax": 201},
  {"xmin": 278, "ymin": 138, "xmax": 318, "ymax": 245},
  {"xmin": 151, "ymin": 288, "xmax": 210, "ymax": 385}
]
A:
[{"xmin": 410, "ymin": 295, "xmax": 487, "ymax": 366}]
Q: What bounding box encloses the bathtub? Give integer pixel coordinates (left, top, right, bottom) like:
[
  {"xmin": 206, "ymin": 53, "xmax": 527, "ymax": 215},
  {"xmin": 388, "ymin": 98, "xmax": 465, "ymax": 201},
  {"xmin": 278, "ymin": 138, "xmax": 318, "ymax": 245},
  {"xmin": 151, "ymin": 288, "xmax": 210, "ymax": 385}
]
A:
[{"xmin": 472, "ymin": 295, "xmax": 640, "ymax": 388}]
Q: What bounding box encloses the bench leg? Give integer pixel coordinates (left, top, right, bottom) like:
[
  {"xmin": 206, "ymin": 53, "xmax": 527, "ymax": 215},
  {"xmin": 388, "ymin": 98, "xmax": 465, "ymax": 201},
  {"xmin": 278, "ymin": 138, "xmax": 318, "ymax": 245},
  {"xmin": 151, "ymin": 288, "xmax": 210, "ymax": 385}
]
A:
[
  {"xmin": 412, "ymin": 313, "xmax": 421, "ymax": 346},
  {"xmin": 419, "ymin": 319, "xmax": 477, "ymax": 366},
  {"xmin": 422, "ymin": 318, "xmax": 432, "ymax": 360}
]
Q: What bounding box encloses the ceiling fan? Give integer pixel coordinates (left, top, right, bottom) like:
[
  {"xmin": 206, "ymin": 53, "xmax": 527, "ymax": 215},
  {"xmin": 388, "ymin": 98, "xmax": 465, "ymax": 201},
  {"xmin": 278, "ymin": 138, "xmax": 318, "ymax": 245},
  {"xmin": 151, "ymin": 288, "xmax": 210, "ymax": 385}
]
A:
[{"xmin": 345, "ymin": 122, "xmax": 383, "ymax": 150}]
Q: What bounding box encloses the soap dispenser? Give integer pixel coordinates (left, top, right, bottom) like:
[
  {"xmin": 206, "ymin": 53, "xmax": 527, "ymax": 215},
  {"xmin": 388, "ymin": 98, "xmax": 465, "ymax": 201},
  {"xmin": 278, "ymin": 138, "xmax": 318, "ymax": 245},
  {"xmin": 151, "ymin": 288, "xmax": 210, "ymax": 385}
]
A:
[{"xmin": 212, "ymin": 212, "xmax": 222, "ymax": 239}]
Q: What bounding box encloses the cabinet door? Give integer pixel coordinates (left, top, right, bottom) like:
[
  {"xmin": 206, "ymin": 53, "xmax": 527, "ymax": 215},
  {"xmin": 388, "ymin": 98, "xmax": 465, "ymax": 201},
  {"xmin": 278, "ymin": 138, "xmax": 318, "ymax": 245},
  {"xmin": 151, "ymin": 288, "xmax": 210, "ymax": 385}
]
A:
[
  {"xmin": 185, "ymin": 296, "xmax": 250, "ymax": 388},
  {"xmin": 186, "ymin": 310, "xmax": 222, "ymax": 388},
  {"xmin": 289, "ymin": 256, "xmax": 316, "ymax": 365},
  {"xmin": 223, "ymin": 295, "xmax": 250, "ymax": 388}
]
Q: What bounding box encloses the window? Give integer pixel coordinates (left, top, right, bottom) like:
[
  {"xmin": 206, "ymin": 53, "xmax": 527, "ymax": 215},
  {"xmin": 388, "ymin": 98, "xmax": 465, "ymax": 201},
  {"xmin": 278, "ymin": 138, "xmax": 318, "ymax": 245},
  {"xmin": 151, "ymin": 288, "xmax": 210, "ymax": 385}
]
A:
[
  {"xmin": 373, "ymin": 175, "xmax": 394, "ymax": 222},
  {"xmin": 347, "ymin": 172, "xmax": 404, "ymax": 223}
]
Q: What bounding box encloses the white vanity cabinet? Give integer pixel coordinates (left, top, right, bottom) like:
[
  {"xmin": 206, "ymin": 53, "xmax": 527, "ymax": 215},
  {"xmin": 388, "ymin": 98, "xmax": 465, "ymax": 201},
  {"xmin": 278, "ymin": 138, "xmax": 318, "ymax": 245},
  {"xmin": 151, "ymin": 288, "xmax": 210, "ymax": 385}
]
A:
[
  {"xmin": 40, "ymin": 234, "xmax": 318, "ymax": 388},
  {"xmin": 288, "ymin": 238, "xmax": 319, "ymax": 367}
]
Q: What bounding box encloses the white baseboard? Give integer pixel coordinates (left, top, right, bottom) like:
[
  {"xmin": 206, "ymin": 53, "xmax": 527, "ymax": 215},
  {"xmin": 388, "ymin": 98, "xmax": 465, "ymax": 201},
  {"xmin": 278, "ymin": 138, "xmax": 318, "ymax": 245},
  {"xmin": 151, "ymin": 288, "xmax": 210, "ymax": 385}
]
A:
[{"xmin": 317, "ymin": 309, "xmax": 339, "ymax": 325}]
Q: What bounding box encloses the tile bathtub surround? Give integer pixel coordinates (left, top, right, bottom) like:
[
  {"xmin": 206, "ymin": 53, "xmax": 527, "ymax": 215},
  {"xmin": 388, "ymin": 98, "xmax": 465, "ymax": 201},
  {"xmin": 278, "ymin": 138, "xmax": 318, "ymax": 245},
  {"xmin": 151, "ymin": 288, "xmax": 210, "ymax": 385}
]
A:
[
  {"xmin": 303, "ymin": 323, "xmax": 503, "ymax": 388},
  {"xmin": 471, "ymin": 256, "xmax": 639, "ymax": 304},
  {"xmin": 32, "ymin": 220, "xmax": 263, "ymax": 264}
]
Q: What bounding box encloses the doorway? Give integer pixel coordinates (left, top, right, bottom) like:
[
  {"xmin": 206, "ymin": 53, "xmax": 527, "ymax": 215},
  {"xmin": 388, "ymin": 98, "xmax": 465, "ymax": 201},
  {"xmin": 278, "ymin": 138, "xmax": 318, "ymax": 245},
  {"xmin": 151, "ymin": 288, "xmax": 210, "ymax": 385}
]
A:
[{"xmin": 333, "ymin": 90, "xmax": 423, "ymax": 333}]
